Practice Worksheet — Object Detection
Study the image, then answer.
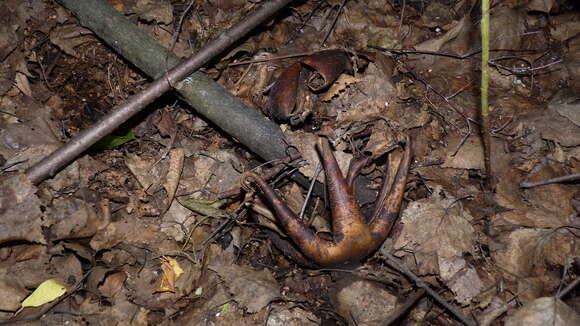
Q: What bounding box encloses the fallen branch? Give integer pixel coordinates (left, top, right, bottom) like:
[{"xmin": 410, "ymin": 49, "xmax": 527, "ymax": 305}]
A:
[{"xmin": 26, "ymin": 0, "xmax": 293, "ymax": 184}]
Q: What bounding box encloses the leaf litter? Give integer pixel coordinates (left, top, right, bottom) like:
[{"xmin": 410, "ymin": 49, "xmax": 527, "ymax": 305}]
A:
[{"xmin": 0, "ymin": 0, "xmax": 578, "ymax": 324}]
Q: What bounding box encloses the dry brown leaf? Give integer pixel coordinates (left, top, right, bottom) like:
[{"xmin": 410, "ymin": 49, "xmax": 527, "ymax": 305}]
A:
[
  {"xmin": 99, "ymin": 271, "xmax": 127, "ymax": 298},
  {"xmin": 492, "ymin": 229, "xmax": 580, "ymax": 281},
  {"xmin": 415, "ymin": 17, "xmax": 468, "ymax": 52},
  {"xmin": 14, "ymin": 72, "xmax": 32, "ymax": 97},
  {"xmin": 153, "ymin": 109, "xmax": 177, "ymax": 137},
  {"xmin": 133, "ymin": 0, "xmax": 173, "ymax": 25},
  {"xmin": 49, "ymin": 24, "xmax": 93, "ymax": 57},
  {"xmin": 284, "ymin": 130, "xmax": 351, "ymax": 179},
  {"xmin": 267, "ymin": 306, "xmax": 320, "ymax": 326},
  {"xmin": 393, "ymin": 186, "xmax": 483, "ymax": 304},
  {"xmin": 0, "ymin": 175, "xmax": 45, "ymax": 244},
  {"xmin": 210, "ymin": 263, "xmax": 280, "ymax": 313},
  {"xmin": 162, "ymin": 148, "xmax": 184, "ymax": 214},
  {"xmin": 525, "ymin": 0, "xmax": 556, "ymax": 13},
  {"xmin": 321, "ymin": 74, "xmax": 360, "ymax": 102},
  {"xmin": 442, "ymin": 134, "xmax": 485, "ymax": 170},
  {"xmin": 492, "ymin": 209, "xmax": 573, "ymax": 229},
  {"xmin": 332, "ymin": 280, "xmax": 397, "ymax": 324},
  {"xmin": 125, "ymin": 153, "xmax": 166, "ymax": 193},
  {"xmin": 504, "ymin": 297, "xmax": 580, "ymax": 326}
]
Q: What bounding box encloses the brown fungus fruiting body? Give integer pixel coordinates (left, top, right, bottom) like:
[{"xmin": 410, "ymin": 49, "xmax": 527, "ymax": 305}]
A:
[{"xmin": 242, "ymin": 137, "xmax": 412, "ymax": 267}]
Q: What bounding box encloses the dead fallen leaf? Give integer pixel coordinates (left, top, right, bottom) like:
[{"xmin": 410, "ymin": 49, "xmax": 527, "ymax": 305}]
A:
[
  {"xmin": 321, "ymin": 74, "xmax": 360, "ymax": 102},
  {"xmin": 332, "ymin": 279, "xmax": 397, "ymax": 324},
  {"xmin": 49, "ymin": 24, "xmax": 93, "ymax": 57},
  {"xmin": 155, "ymin": 257, "xmax": 183, "ymax": 293},
  {"xmin": 415, "ymin": 17, "xmax": 468, "ymax": 52},
  {"xmin": 504, "ymin": 297, "xmax": 580, "ymax": 326},
  {"xmin": 98, "ymin": 271, "xmax": 126, "ymax": 298},
  {"xmin": 492, "ymin": 228, "xmax": 580, "ymax": 282},
  {"xmin": 153, "ymin": 108, "xmax": 176, "ymax": 138},
  {"xmin": 393, "ymin": 186, "xmax": 483, "ymax": 304},
  {"xmin": 442, "ymin": 134, "xmax": 485, "ymax": 170},
  {"xmin": 133, "ymin": 0, "xmax": 173, "ymax": 25},
  {"xmin": 210, "ymin": 263, "xmax": 280, "ymax": 313},
  {"xmin": 0, "ymin": 175, "xmax": 45, "ymax": 244},
  {"xmin": 162, "ymin": 148, "xmax": 184, "ymax": 214}
]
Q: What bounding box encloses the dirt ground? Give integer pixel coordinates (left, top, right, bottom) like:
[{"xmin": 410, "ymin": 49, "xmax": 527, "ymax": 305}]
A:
[{"xmin": 0, "ymin": 0, "xmax": 579, "ymax": 325}]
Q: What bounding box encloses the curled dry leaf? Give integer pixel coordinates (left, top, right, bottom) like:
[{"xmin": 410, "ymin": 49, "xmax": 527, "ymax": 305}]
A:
[
  {"xmin": 156, "ymin": 257, "xmax": 184, "ymax": 293},
  {"xmin": 267, "ymin": 62, "xmax": 301, "ymax": 122},
  {"xmin": 268, "ymin": 50, "xmax": 353, "ymax": 123},
  {"xmin": 162, "ymin": 148, "xmax": 184, "ymax": 214},
  {"xmin": 301, "ymin": 49, "xmax": 352, "ymax": 91}
]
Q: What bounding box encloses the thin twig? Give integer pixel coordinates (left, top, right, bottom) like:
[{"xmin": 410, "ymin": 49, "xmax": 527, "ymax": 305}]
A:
[
  {"xmin": 228, "ymin": 50, "xmax": 316, "ymax": 66},
  {"xmin": 520, "ymin": 173, "xmax": 580, "ymax": 188},
  {"xmin": 384, "ymin": 288, "xmax": 426, "ymax": 325},
  {"xmin": 321, "ymin": 0, "xmax": 348, "ymax": 45},
  {"xmin": 299, "ymin": 163, "xmax": 322, "ymax": 219},
  {"xmin": 556, "ymin": 275, "xmax": 580, "ymax": 299},
  {"xmin": 383, "ymin": 252, "xmax": 477, "ymax": 326}
]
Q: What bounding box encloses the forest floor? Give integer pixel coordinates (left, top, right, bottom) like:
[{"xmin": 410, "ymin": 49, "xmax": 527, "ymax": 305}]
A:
[{"xmin": 0, "ymin": 0, "xmax": 579, "ymax": 325}]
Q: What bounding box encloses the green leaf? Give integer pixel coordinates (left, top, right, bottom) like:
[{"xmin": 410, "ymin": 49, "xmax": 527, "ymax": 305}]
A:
[
  {"xmin": 179, "ymin": 198, "xmax": 231, "ymax": 218},
  {"xmin": 21, "ymin": 279, "xmax": 67, "ymax": 308},
  {"xmin": 93, "ymin": 128, "xmax": 135, "ymax": 150}
]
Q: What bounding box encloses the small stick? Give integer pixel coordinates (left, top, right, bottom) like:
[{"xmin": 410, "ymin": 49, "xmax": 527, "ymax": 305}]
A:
[
  {"xmin": 384, "ymin": 253, "xmax": 477, "ymax": 326},
  {"xmin": 228, "ymin": 51, "xmax": 316, "ymax": 66},
  {"xmin": 520, "ymin": 173, "xmax": 580, "ymax": 188},
  {"xmin": 383, "ymin": 288, "xmax": 426, "ymax": 325},
  {"xmin": 299, "ymin": 163, "xmax": 322, "ymax": 220},
  {"xmin": 557, "ymin": 275, "xmax": 580, "ymax": 299},
  {"xmin": 321, "ymin": 0, "xmax": 348, "ymax": 45}
]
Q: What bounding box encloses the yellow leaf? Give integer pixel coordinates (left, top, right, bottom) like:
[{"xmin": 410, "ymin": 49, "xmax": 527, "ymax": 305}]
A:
[
  {"xmin": 21, "ymin": 279, "xmax": 67, "ymax": 308},
  {"xmin": 166, "ymin": 257, "xmax": 184, "ymax": 278},
  {"xmin": 155, "ymin": 256, "xmax": 184, "ymax": 293}
]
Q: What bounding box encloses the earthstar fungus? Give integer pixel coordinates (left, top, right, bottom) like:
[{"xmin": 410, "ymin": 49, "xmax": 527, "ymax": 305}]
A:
[{"xmin": 242, "ymin": 137, "xmax": 412, "ymax": 267}]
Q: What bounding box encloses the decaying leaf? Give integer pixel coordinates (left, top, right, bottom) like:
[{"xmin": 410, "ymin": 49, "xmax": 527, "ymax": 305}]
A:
[
  {"xmin": 98, "ymin": 271, "xmax": 127, "ymax": 298},
  {"xmin": 133, "ymin": 0, "xmax": 173, "ymax": 25},
  {"xmin": 49, "ymin": 24, "xmax": 93, "ymax": 57},
  {"xmin": 162, "ymin": 148, "xmax": 184, "ymax": 214},
  {"xmin": 268, "ymin": 50, "xmax": 354, "ymax": 123},
  {"xmin": 156, "ymin": 257, "xmax": 184, "ymax": 293},
  {"xmin": 332, "ymin": 280, "xmax": 397, "ymax": 324},
  {"xmin": 268, "ymin": 62, "xmax": 301, "ymax": 122},
  {"xmin": 393, "ymin": 186, "xmax": 483, "ymax": 304},
  {"xmin": 504, "ymin": 297, "xmax": 580, "ymax": 326},
  {"xmin": 492, "ymin": 228, "xmax": 579, "ymax": 281},
  {"xmin": 0, "ymin": 175, "xmax": 45, "ymax": 244},
  {"xmin": 320, "ymin": 74, "xmax": 360, "ymax": 102},
  {"xmin": 210, "ymin": 263, "xmax": 280, "ymax": 313},
  {"xmin": 442, "ymin": 134, "xmax": 485, "ymax": 170},
  {"xmin": 415, "ymin": 17, "xmax": 468, "ymax": 52}
]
